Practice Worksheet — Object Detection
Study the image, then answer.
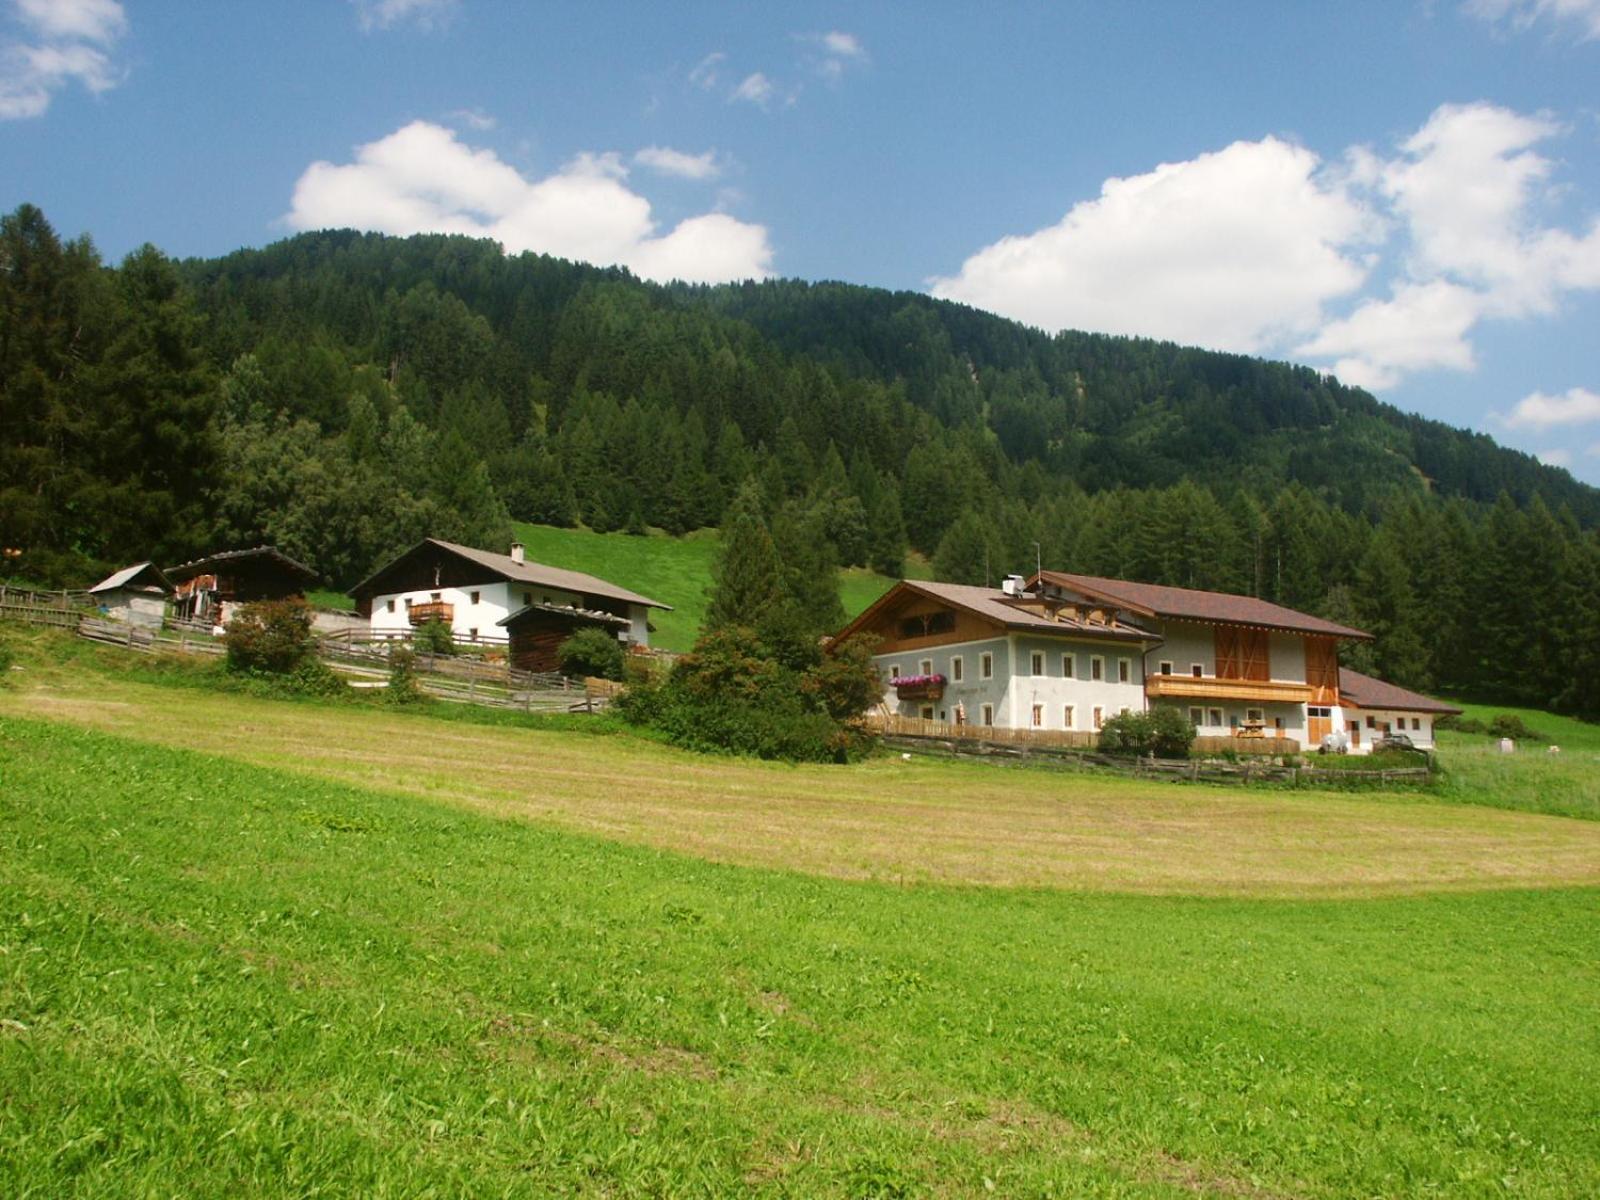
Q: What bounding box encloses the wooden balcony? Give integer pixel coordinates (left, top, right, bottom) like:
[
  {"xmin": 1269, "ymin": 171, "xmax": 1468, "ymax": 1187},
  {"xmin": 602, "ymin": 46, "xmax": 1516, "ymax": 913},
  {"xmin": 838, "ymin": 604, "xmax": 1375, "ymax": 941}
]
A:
[
  {"xmin": 408, "ymin": 600, "xmax": 454, "ymax": 625},
  {"xmin": 1145, "ymin": 674, "xmax": 1315, "ymax": 704}
]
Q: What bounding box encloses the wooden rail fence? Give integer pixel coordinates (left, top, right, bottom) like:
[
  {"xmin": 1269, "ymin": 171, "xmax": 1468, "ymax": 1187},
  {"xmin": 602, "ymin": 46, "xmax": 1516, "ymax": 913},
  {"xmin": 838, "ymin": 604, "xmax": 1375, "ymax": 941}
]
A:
[
  {"xmin": 878, "ymin": 733, "xmax": 1433, "ymax": 786},
  {"xmin": 866, "ymin": 714, "xmax": 1298, "ymax": 757}
]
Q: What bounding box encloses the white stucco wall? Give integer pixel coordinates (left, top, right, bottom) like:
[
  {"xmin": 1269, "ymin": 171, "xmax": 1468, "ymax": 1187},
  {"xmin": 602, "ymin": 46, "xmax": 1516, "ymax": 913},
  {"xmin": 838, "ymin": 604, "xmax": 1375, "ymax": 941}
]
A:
[
  {"xmin": 1347, "ymin": 710, "xmax": 1435, "ymax": 753},
  {"xmin": 1007, "ymin": 633, "xmax": 1147, "ymax": 731},
  {"xmin": 874, "ymin": 636, "xmax": 1013, "ymax": 725},
  {"xmin": 370, "ymin": 581, "xmax": 525, "ymax": 640},
  {"xmin": 1154, "ymin": 621, "xmax": 1213, "ymax": 678},
  {"xmin": 369, "ymin": 580, "xmax": 652, "ymax": 648}
]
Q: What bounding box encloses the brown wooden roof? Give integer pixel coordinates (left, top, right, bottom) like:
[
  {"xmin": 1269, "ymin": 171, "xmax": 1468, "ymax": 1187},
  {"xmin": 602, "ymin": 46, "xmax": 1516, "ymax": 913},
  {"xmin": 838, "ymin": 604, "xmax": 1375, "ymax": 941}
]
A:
[
  {"xmin": 1034, "ymin": 571, "xmax": 1371, "ymax": 640},
  {"xmin": 833, "ymin": 579, "xmax": 1154, "ymax": 645},
  {"xmin": 1338, "ymin": 669, "xmax": 1462, "ymax": 714}
]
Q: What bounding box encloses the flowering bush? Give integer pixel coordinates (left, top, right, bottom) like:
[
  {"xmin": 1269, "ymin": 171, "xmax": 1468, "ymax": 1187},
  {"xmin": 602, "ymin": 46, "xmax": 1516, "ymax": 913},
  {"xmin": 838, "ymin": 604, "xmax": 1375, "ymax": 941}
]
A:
[{"xmin": 891, "ymin": 673, "xmax": 946, "ymax": 689}]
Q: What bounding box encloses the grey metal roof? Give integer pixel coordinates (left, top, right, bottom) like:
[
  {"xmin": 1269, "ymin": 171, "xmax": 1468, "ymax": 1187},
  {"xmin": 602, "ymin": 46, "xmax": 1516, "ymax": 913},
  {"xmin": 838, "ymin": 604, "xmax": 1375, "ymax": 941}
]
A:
[{"xmin": 89, "ymin": 561, "xmax": 174, "ymax": 595}]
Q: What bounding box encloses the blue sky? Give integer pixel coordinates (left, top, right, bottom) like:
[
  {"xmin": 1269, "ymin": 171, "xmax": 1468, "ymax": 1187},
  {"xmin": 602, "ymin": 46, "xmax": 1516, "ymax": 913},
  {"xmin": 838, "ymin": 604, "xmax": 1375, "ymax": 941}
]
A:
[{"xmin": 4, "ymin": 0, "xmax": 1600, "ymax": 484}]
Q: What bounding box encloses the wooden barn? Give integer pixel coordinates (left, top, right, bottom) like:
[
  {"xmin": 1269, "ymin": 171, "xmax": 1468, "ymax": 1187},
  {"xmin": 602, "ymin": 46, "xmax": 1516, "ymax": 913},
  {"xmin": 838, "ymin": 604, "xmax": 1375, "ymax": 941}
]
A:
[
  {"xmin": 166, "ymin": 546, "xmax": 318, "ymax": 626},
  {"xmin": 497, "ymin": 601, "xmax": 633, "ymax": 673},
  {"xmin": 87, "ymin": 562, "xmax": 174, "ymax": 628}
]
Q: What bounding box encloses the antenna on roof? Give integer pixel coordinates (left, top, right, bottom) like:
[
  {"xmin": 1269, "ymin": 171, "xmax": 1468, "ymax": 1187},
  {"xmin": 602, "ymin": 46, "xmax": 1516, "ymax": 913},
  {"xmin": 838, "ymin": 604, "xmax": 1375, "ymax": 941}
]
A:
[{"xmin": 1032, "ymin": 540, "xmax": 1041, "ymax": 582}]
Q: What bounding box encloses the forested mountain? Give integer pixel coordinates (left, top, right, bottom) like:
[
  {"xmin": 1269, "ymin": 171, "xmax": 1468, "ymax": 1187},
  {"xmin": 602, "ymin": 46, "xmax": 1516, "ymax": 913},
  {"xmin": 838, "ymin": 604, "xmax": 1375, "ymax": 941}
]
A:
[{"xmin": 3, "ymin": 206, "xmax": 1598, "ymax": 713}]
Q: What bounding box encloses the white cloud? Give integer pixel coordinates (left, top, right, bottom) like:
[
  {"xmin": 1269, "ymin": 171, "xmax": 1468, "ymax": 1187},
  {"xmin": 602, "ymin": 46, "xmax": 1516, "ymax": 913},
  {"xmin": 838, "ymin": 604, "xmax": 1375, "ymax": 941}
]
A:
[
  {"xmin": 930, "ymin": 137, "xmax": 1376, "ymax": 353},
  {"xmin": 447, "ymin": 106, "xmax": 495, "ymax": 131},
  {"xmin": 1497, "ymin": 386, "xmax": 1600, "ymax": 429},
  {"xmin": 285, "ymin": 121, "xmax": 772, "ymax": 285},
  {"xmin": 1303, "ymin": 102, "xmax": 1600, "ymax": 389},
  {"xmin": 1465, "ymin": 0, "xmax": 1600, "ymax": 40},
  {"xmin": 730, "ymin": 72, "xmax": 775, "ymax": 107},
  {"xmin": 1295, "ymin": 281, "xmax": 1481, "ymax": 391},
  {"xmin": 351, "ymin": 0, "xmax": 456, "ymax": 33},
  {"xmin": 799, "ymin": 30, "xmax": 868, "ymax": 79},
  {"xmin": 688, "ymin": 51, "xmax": 724, "ymax": 90},
  {"xmin": 16, "ymin": 0, "xmax": 123, "ymax": 43},
  {"xmin": 634, "ymin": 145, "xmax": 721, "ymax": 181},
  {"xmin": 934, "ymin": 100, "xmax": 1600, "ymax": 396},
  {"xmin": 1538, "ymin": 448, "xmax": 1574, "ymax": 467},
  {"xmin": 0, "ymin": 0, "xmax": 125, "ymax": 119}
]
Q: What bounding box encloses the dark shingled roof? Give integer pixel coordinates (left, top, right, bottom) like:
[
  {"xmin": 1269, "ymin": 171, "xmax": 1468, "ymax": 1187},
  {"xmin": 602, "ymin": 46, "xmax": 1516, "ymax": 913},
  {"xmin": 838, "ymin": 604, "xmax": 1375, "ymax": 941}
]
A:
[
  {"xmin": 166, "ymin": 546, "xmax": 318, "ymax": 584},
  {"xmin": 1338, "ymin": 669, "xmax": 1462, "ymax": 715},
  {"xmin": 1035, "ymin": 571, "xmax": 1371, "ymax": 640},
  {"xmin": 350, "ymin": 538, "xmax": 669, "ymax": 611}
]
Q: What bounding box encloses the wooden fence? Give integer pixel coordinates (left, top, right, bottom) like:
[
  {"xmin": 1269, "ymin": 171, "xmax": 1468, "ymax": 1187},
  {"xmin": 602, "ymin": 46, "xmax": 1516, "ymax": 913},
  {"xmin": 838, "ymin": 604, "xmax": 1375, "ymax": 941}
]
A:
[
  {"xmin": 866, "ymin": 714, "xmax": 1298, "ymax": 757},
  {"xmin": 878, "ymin": 733, "xmax": 1433, "ymax": 786}
]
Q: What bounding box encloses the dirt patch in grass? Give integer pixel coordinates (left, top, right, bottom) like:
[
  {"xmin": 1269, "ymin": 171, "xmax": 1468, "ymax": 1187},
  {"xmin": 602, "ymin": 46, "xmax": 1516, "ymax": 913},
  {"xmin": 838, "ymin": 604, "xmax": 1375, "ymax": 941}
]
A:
[{"xmin": 7, "ymin": 677, "xmax": 1600, "ymax": 897}]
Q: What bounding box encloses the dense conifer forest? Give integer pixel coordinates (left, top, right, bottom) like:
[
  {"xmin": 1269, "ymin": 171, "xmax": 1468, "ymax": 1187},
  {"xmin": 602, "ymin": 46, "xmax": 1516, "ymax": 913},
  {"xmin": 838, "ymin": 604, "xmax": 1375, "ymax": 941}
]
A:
[{"xmin": 3, "ymin": 205, "xmax": 1599, "ymax": 714}]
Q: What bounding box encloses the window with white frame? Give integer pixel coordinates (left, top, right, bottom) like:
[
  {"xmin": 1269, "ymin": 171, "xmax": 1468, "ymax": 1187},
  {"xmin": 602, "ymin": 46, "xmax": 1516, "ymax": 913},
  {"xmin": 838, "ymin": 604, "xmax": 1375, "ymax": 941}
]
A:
[
  {"xmin": 1189, "ymin": 706, "xmax": 1203, "ymax": 727},
  {"xmin": 950, "ymin": 655, "xmax": 963, "ymax": 682},
  {"xmin": 1092, "ymin": 706, "xmax": 1104, "ymax": 730},
  {"xmin": 1159, "ymin": 661, "xmax": 1173, "ymax": 675},
  {"xmin": 1117, "ymin": 658, "xmax": 1131, "ymax": 684},
  {"xmin": 980, "ymin": 652, "xmax": 993, "ymax": 680},
  {"xmin": 1031, "ymin": 703, "xmax": 1043, "ymax": 727},
  {"xmin": 919, "ymin": 658, "xmax": 933, "ymax": 676},
  {"xmin": 1191, "ymin": 663, "xmax": 1203, "ymax": 678},
  {"xmin": 1246, "ymin": 707, "xmax": 1264, "ymax": 724},
  {"xmin": 1064, "ymin": 705, "xmax": 1075, "ymax": 728},
  {"xmin": 889, "ymin": 663, "xmax": 900, "ymax": 679},
  {"xmin": 1062, "ymin": 652, "xmax": 1075, "ymax": 678},
  {"xmin": 1091, "ymin": 656, "xmax": 1104, "ymax": 681},
  {"xmin": 1208, "ymin": 708, "xmax": 1222, "ymax": 726},
  {"xmin": 1030, "ymin": 650, "xmax": 1044, "ymax": 676},
  {"xmin": 386, "ymin": 599, "xmax": 395, "ymax": 612},
  {"xmin": 981, "ymin": 703, "xmax": 994, "ymax": 725}
]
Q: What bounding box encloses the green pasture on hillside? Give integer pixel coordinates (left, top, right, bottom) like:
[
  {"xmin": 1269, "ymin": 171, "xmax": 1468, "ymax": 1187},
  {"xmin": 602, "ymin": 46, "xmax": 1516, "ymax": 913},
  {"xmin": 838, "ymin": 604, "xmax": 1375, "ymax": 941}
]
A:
[
  {"xmin": 3, "ymin": 715, "xmax": 1600, "ymax": 1197},
  {"xmin": 511, "ymin": 523, "xmax": 929, "ymax": 651}
]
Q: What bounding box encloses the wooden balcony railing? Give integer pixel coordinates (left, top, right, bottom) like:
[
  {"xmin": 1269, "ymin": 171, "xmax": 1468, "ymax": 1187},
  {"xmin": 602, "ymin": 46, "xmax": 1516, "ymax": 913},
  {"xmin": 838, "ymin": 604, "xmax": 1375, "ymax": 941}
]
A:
[
  {"xmin": 408, "ymin": 600, "xmax": 454, "ymax": 625},
  {"xmin": 1145, "ymin": 675, "xmax": 1315, "ymax": 704}
]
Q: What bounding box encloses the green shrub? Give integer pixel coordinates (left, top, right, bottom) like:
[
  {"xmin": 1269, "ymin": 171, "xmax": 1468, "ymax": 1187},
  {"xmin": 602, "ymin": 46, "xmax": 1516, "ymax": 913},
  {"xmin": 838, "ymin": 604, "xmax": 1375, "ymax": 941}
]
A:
[
  {"xmin": 386, "ymin": 645, "xmax": 425, "ymax": 705},
  {"xmin": 618, "ymin": 625, "xmax": 875, "ymax": 762},
  {"xmin": 1435, "ymin": 714, "xmax": 1487, "ymax": 735},
  {"xmin": 557, "ymin": 625, "xmax": 626, "ymax": 680},
  {"xmin": 224, "ymin": 599, "xmax": 316, "ymax": 674},
  {"xmin": 1098, "ymin": 706, "xmax": 1193, "ymax": 758},
  {"xmin": 413, "ymin": 618, "xmax": 456, "ymax": 656}
]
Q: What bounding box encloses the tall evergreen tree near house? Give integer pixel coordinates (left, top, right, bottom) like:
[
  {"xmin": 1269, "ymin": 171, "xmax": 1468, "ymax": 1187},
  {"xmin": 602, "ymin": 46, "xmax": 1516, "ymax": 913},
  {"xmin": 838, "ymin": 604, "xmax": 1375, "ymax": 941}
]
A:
[{"xmin": 704, "ymin": 482, "xmax": 787, "ymax": 637}]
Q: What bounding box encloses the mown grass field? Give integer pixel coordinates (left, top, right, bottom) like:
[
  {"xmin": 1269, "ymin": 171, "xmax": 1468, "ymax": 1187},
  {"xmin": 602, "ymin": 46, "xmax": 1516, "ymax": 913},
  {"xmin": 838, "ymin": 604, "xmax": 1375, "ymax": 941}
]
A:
[{"xmin": 3, "ymin": 638, "xmax": 1599, "ymax": 1195}]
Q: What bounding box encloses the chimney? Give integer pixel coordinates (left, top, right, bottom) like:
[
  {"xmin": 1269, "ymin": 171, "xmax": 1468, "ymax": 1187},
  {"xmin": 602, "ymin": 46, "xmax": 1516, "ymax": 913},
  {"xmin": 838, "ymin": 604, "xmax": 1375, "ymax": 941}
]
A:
[{"xmin": 510, "ymin": 542, "xmax": 525, "ymax": 565}]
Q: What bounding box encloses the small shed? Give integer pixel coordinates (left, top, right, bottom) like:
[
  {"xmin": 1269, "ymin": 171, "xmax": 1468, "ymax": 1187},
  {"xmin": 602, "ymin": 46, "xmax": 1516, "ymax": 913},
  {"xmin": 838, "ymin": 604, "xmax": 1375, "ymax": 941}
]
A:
[
  {"xmin": 497, "ymin": 601, "xmax": 630, "ymax": 674},
  {"xmin": 88, "ymin": 562, "xmax": 174, "ymax": 628},
  {"xmin": 166, "ymin": 546, "xmax": 318, "ymax": 627}
]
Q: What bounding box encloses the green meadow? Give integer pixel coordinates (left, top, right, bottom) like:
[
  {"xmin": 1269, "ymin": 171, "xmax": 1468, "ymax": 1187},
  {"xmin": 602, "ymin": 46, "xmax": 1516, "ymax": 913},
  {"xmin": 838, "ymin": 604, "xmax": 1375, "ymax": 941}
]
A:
[{"xmin": 2, "ymin": 636, "xmax": 1599, "ymax": 1196}]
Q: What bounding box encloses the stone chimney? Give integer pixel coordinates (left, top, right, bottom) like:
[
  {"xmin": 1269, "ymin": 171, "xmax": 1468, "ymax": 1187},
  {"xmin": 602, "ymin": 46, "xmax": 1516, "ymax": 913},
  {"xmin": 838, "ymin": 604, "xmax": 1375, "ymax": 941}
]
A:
[{"xmin": 510, "ymin": 542, "xmax": 525, "ymax": 565}]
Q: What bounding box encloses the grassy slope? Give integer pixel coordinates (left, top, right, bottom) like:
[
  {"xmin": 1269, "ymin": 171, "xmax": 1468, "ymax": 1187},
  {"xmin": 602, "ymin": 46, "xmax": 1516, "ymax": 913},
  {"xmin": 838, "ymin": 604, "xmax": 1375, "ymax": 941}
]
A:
[
  {"xmin": 3, "ymin": 716, "xmax": 1599, "ymax": 1197},
  {"xmin": 511, "ymin": 523, "xmax": 931, "ymax": 651},
  {"xmin": 1434, "ymin": 701, "xmax": 1600, "ymax": 822}
]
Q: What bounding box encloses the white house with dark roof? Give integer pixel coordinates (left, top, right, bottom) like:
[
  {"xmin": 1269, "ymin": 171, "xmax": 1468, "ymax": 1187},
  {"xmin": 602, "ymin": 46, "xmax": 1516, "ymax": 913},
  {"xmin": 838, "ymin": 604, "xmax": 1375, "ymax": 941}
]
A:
[
  {"xmin": 348, "ymin": 539, "xmax": 670, "ymax": 669},
  {"xmin": 832, "ymin": 571, "xmax": 1459, "ymax": 751}
]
